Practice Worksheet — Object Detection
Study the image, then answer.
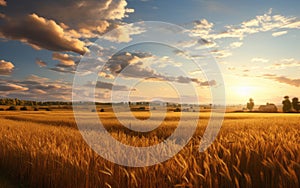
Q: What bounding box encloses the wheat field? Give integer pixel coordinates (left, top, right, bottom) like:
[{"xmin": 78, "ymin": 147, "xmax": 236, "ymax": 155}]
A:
[{"xmin": 0, "ymin": 111, "xmax": 299, "ymax": 187}]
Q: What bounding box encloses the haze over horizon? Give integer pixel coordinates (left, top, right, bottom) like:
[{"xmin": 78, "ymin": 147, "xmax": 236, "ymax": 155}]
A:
[{"xmin": 0, "ymin": 0, "xmax": 300, "ymax": 105}]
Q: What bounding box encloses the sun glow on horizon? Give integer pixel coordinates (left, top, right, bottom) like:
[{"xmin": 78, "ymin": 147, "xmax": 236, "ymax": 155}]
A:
[{"xmin": 228, "ymin": 85, "xmax": 261, "ymax": 104}]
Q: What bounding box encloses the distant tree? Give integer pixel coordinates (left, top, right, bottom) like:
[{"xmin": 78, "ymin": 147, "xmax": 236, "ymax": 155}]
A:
[
  {"xmin": 292, "ymin": 97, "xmax": 300, "ymax": 112},
  {"xmin": 6, "ymin": 106, "xmax": 17, "ymax": 111},
  {"xmin": 20, "ymin": 106, "xmax": 28, "ymax": 111},
  {"xmin": 174, "ymin": 107, "xmax": 181, "ymax": 112},
  {"xmin": 19, "ymin": 100, "xmax": 24, "ymax": 106},
  {"xmin": 247, "ymin": 98, "xmax": 254, "ymax": 111},
  {"xmin": 0, "ymin": 99, "xmax": 4, "ymax": 105},
  {"xmin": 282, "ymin": 96, "xmax": 292, "ymax": 112}
]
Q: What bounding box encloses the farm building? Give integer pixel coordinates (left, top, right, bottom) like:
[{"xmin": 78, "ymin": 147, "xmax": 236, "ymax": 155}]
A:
[{"xmin": 258, "ymin": 103, "xmax": 278, "ymax": 112}]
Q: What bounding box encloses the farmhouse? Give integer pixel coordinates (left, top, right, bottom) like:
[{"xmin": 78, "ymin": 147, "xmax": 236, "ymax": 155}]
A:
[{"xmin": 258, "ymin": 103, "xmax": 278, "ymax": 112}]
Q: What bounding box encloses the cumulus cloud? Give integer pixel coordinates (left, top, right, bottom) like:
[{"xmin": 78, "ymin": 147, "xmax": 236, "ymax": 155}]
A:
[
  {"xmin": 0, "ymin": 0, "xmax": 136, "ymax": 52},
  {"xmin": 100, "ymin": 51, "xmax": 216, "ymax": 88},
  {"xmin": 191, "ymin": 19, "xmax": 214, "ymax": 38},
  {"xmin": 103, "ymin": 23, "xmax": 146, "ymax": 43},
  {"xmin": 0, "ymin": 14, "xmax": 88, "ymax": 54},
  {"xmin": 105, "ymin": 51, "xmax": 152, "ymax": 76},
  {"xmin": 52, "ymin": 52, "xmax": 76, "ymax": 67},
  {"xmin": 48, "ymin": 52, "xmax": 84, "ymax": 74},
  {"xmin": 1, "ymin": 0, "xmax": 134, "ymax": 38},
  {"xmin": 0, "ymin": 60, "xmax": 14, "ymax": 75},
  {"xmin": 272, "ymin": 30, "xmax": 288, "ymax": 37}
]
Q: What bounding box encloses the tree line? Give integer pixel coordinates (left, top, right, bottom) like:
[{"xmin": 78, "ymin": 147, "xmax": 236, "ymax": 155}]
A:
[
  {"xmin": 246, "ymin": 96, "xmax": 300, "ymax": 113},
  {"xmin": 0, "ymin": 98, "xmax": 72, "ymax": 106},
  {"xmin": 282, "ymin": 96, "xmax": 300, "ymax": 112}
]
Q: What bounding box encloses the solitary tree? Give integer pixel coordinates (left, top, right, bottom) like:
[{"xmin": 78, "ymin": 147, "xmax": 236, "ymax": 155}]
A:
[
  {"xmin": 247, "ymin": 98, "xmax": 254, "ymax": 111},
  {"xmin": 292, "ymin": 97, "xmax": 300, "ymax": 112},
  {"xmin": 282, "ymin": 96, "xmax": 292, "ymax": 112}
]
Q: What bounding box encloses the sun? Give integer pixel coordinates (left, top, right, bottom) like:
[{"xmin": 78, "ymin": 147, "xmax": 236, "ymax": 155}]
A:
[{"xmin": 235, "ymin": 86, "xmax": 253, "ymax": 97}]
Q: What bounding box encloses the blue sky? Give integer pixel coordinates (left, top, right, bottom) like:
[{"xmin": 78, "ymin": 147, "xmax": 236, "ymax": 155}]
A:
[{"xmin": 0, "ymin": 0, "xmax": 300, "ymax": 104}]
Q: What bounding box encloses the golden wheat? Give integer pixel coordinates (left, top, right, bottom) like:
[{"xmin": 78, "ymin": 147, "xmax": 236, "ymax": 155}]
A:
[{"xmin": 0, "ymin": 111, "xmax": 299, "ymax": 187}]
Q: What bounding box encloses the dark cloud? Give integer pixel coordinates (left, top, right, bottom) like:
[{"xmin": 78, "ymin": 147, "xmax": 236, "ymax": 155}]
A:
[
  {"xmin": 0, "ymin": 13, "xmax": 5, "ymax": 19},
  {"xmin": 52, "ymin": 52, "xmax": 76, "ymax": 67},
  {"xmin": 48, "ymin": 52, "xmax": 83, "ymax": 73},
  {"xmin": 0, "ymin": 82, "xmax": 28, "ymax": 91},
  {"xmin": 49, "ymin": 67, "xmax": 75, "ymax": 74},
  {"xmin": 0, "ymin": 0, "xmax": 6, "ymax": 6},
  {"xmin": 0, "ymin": 76, "xmax": 73, "ymax": 101},
  {"xmin": 106, "ymin": 51, "xmax": 152, "ymax": 75},
  {"xmin": 120, "ymin": 62, "xmax": 163, "ymax": 78},
  {"xmin": 96, "ymin": 81, "xmax": 128, "ymax": 91},
  {"xmin": 263, "ymin": 74, "xmax": 300, "ymax": 87},
  {"xmin": 200, "ymin": 80, "xmax": 217, "ymax": 86},
  {"xmin": 0, "ymin": 14, "xmax": 88, "ymax": 54},
  {"xmin": 101, "ymin": 51, "xmax": 217, "ymax": 87},
  {"xmin": 1, "ymin": 0, "xmax": 134, "ymax": 37},
  {"xmin": 176, "ymin": 76, "xmax": 193, "ymax": 83},
  {"xmin": 83, "ymin": 81, "xmax": 129, "ymax": 92},
  {"xmin": 176, "ymin": 76, "xmax": 217, "ymax": 86}
]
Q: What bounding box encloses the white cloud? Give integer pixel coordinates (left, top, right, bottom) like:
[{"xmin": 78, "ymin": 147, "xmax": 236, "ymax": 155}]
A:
[
  {"xmin": 191, "ymin": 19, "xmax": 214, "ymax": 39},
  {"xmin": 211, "ymin": 49, "xmax": 232, "ymax": 59},
  {"xmin": 212, "ymin": 9, "xmax": 300, "ymax": 41},
  {"xmin": 0, "ymin": 60, "xmax": 14, "ymax": 75},
  {"xmin": 242, "ymin": 19, "xmax": 259, "ymax": 27},
  {"xmin": 103, "ymin": 23, "xmax": 146, "ymax": 43},
  {"xmin": 266, "ymin": 58, "xmax": 300, "ymax": 69},
  {"xmin": 272, "ymin": 30, "xmax": 288, "ymax": 37},
  {"xmin": 251, "ymin": 58, "xmax": 269, "ymax": 63},
  {"xmin": 230, "ymin": 41, "xmax": 243, "ymax": 48}
]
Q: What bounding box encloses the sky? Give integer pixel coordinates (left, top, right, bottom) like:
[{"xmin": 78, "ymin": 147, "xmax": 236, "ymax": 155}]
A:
[{"xmin": 0, "ymin": 0, "xmax": 300, "ymax": 105}]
